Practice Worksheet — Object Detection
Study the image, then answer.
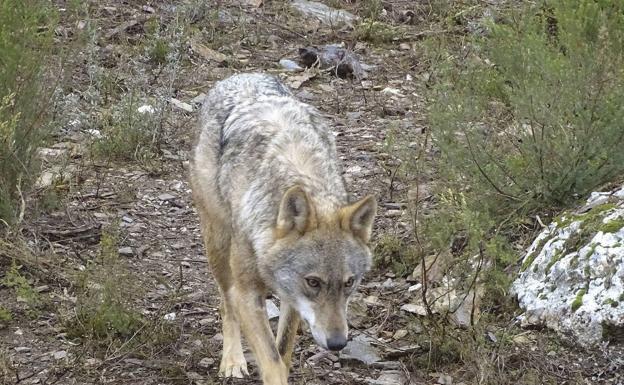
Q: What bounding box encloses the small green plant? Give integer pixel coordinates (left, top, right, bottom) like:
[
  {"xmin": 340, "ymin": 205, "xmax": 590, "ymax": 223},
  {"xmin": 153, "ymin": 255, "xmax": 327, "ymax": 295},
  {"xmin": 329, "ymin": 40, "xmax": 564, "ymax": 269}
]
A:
[
  {"xmin": 69, "ymin": 224, "xmax": 145, "ymax": 341},
  {"xmin": 1, "ymin": 260, "xmax": 41, "ymax": 316},
  {"xmin": 92, "ymin": 94, "xmax": 161, "ymax": 163},
  {"xmin": 373, "ymin": 234, "xmax": 417, "ymax": 276},
  {"xmin": 148, "ymin": 38, "xmax": 170, "ymax": 65},
  {"xmin": 360, "ymin": 0, "xmax": 384, "ymax": 20},
  {"xmin": 0, "ymin": 348, "xmax": 15, "ymax": 384},
  {"xmin": 354, "ymin": 19, "xmax": 403, "ymax": 44},
  {"xmin": 0, "ymin": 306, "xmax": 11, "ymax": 324}
]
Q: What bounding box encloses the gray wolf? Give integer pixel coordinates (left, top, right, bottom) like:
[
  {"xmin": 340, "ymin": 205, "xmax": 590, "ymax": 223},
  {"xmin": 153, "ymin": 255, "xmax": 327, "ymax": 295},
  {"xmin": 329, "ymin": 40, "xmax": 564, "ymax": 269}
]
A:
[{"xmin": 189, "ymin": 73, "xmax": 376, "ymax": 385}]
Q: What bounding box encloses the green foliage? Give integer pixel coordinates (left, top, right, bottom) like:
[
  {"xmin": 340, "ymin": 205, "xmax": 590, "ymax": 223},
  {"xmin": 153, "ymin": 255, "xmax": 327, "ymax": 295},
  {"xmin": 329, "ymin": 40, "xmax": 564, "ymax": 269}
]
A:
[
  {"xmin": 571, "ymin": 288, "xmax": 587, "ymax": 312},
  {"xmin": 1, "ymin": 260, "xmax": 41, "ymax": 316},
  {"xmin": 0, "ymin": 0, "xmax": 58, "ymax": 225},
  {"xmin": 67, "ymin": 223, "xmax": 180, "ymax": 358},
  {"xmin": 431, "ymin": 0, "xmax": 624, "ymax": 218},
  {"xmin": 69, "ymin": 224, "xmax": 145, "ymax": 341},
  {"xmin": 92, "ymin": 94, "xmax": 161, "ymax": 163},
  {"xmin": 373, "ymin": 234, "xmax": 417, "ymax": 276},
  {"xmin": 149, "ymin": 38, "xmax": 170, "ymax": 65},
  {"xmin": 354, "ymin": 20, "xmax": 403, "ymax": 44},
  {"xmin": 0, "ymin": 306, "xmax": 11, "ymax": 324},
  {"xmin": 600, "ymin": 216, "xmax": 624, "ymax": 233}
]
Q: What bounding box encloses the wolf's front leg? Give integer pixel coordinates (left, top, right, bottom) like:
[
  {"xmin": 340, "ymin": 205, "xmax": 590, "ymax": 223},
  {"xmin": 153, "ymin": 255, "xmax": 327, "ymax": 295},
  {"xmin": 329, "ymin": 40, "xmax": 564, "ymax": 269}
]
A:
[
  {"xmin": 231, "ymin": 285, "xmax": 289, "ymax": 385},
  {"xmin": 276, "ymin": 302, "xmax": 300, "ymax": 370},
  {"xmin": 218, "ymin": 289, "xmax": 249, "ymax": 378}
]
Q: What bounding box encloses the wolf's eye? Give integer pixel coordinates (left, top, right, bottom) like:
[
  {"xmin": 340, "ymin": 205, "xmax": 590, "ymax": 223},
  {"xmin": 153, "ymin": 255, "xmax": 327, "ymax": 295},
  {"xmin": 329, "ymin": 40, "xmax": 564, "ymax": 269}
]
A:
[
  {"xmin": 345, "ymin": 277, "xmax": 355, "ymax": 288},
  {"xmin": 306, "ymin": 277, "xmax": 321, "ymax": 288}
]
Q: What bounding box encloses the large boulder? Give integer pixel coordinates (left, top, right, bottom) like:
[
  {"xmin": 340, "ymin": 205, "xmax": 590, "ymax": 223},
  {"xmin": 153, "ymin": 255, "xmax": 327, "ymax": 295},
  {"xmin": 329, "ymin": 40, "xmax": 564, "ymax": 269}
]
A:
[{"xmin": 512, "ymin": 185, "xmax": 624, "ymax": 347}]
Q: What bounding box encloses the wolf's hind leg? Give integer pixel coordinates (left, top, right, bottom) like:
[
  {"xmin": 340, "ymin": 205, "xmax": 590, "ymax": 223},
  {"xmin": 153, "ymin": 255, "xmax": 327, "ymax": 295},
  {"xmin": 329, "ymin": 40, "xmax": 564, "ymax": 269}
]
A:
[{"xmin": 276, "ymin": 302, "xmax": 300, "ymax": 370}]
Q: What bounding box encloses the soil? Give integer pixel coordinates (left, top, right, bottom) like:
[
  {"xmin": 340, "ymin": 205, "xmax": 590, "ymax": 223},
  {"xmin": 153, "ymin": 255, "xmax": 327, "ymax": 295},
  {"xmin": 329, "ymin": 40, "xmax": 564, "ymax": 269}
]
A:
[{"xmin": 1, "ymin": 1, "xmax": 622, "ymax": 385}]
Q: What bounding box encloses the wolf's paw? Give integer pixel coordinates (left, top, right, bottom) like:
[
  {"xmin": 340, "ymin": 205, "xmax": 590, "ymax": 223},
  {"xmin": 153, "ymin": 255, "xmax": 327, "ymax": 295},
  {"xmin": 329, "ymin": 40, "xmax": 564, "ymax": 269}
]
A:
[{"xmin": 219, "ymin": 355, "xmax": 249, "ymax": 378}]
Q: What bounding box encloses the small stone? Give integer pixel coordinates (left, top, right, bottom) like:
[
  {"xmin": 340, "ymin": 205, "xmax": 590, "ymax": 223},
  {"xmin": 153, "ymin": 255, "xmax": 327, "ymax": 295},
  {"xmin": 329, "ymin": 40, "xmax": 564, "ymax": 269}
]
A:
[
  {"xmin": 164, "ymin": 312, "xmax": 176, "ymax": 321},
  {"xmin": 341, "ymin": 335, "xmax": 381, "ymax": 365},
  {"xmin": 347, "ymin": 111, "xmax": 362, "ymax": 120},
  {"xmin": 158, "ymin": 193, "xmax": 176, "ymax": 201},
  {"xmin": 408, "ymin": 283, "xmax": 422, "ymax": 293},
  {"xmin": 198, "ymin": 357, "xmax": 215, "ymax": 368},
  {"xmin": 191, "ymin": 41, "xmax": 228, "ymax": 64},
  {"xmin": 85, "ymin": 358, "xmax": 101, "ymax": 366},
  {"xmin": 118, "ymin": 247, "xmax": 134, "ymax": 257},
  {"xmin": 170, "ymin": 98, "xmax": 194, "ymax": 113},
  {"xmin": 393, "ymin": 329, "xmax": 408, "ymax": 340},
  {"xmin": 400, "ymin": 303, "xmax": 428, "ymax": 316},
  {"xmin": 14, "ymin": 346, "xmax": 31, "ymax": 353},
  {"xmin": 381, "ymin": 87, "xmax": 404, "ymax": 97},
  {"xmin": 279, "ymin": 58, "xmax": 303, "ymax": 71},
  {"xmin": 437, "ymin": 374, "xmax": 453, "ymax": 385},
  {"xmin": 399, "ymin": 42, "xmax": 411, "ymax": 50},
  {"xmin": 199, "ymin": 318, "xmax": 214, "ymax": 326},
  {"xmin": 191, "ymin": 93, "xmax": 207, "ymax": 105},
  {"xmin": 53, "ymin": 350, "xmax": 67, "ymax": 360},
  {"xmin": 137, "ymin": 105, "xmax": 155, "ymax": 114},
  {"xmin": 381, "ymin": 278, "xmax": 395, "ymax": 289}
]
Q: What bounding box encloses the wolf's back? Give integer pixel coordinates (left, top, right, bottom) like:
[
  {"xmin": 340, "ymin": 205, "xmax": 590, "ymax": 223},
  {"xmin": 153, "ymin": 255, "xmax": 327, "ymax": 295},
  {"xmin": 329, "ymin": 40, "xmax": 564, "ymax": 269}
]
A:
[{"xmin": 200, "ymin": 73, "xmax": 292, "ymax": 129}]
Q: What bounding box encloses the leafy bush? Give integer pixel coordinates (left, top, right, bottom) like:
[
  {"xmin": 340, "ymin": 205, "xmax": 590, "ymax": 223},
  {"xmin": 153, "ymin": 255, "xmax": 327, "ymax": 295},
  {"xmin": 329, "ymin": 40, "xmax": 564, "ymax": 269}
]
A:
[
  {"xmin": 392, "ymin": 3, "xmax": 624, "ymax": 375},
  {"xmin": 0, "ymin": 0, "xmax": 57, "ymax": 226},
  {"xmin": 431, "ymin": 0, "xmax": 624, "ymax": 219}
]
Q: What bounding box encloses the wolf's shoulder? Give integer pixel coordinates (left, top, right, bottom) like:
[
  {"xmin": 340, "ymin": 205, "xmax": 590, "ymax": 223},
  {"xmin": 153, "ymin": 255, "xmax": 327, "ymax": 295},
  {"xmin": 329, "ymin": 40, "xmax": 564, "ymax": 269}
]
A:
[
  {"xmin": 210, "ymin": 73, "xmax": 291, "ymax": 101},
  {"xmin": 199, "ymin": 73, "xmax": 293, "ymax": 126}
]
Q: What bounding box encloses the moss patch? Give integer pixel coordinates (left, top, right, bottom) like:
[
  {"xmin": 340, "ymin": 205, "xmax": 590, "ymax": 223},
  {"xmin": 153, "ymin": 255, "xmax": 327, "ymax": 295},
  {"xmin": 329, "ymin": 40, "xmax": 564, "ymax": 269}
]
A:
[
  {"xmin": 521, "ymin": 233, "xmax": 555, "ymax": 271},
  {"xmin": 571, "ymin": 288, "xmax": 587, "ymax": 312},
  {"xmin": 603, "ymin": 298, "xmax": 619, "ymax": 308},
  {"xmin": 544, "ymin": 249, "xmax": 564, "ymax": 273},
  {"xmin": 599, "ymin": 217, "xmax": 624, "ymax": 233}
]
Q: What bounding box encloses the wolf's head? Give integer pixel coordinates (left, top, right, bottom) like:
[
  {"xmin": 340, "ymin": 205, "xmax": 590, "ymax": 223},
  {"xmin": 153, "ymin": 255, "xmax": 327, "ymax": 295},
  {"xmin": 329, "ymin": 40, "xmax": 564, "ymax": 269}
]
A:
[{"xmin": 264, "ymin": 186, "xmax": 376, "ymax": 351}]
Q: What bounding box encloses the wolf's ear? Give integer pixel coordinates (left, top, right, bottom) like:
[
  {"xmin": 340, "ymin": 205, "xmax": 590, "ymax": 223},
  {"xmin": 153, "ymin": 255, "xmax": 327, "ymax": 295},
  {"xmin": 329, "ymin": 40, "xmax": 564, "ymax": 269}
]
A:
[
  {"xmin": 276, "ymin": 186, "xmax": 314, "ymax": 236},
  {"xmin": 340, "ymin": 196, "xmax": 377, "ymax": 243}
]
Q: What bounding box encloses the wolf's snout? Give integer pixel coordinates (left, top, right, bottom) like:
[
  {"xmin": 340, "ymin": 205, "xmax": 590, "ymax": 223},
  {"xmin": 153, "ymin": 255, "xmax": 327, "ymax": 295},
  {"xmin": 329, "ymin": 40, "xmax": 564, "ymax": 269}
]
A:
[{"xmin": 326, "ymin": 334, "xmax": 347, "ymax": 351}]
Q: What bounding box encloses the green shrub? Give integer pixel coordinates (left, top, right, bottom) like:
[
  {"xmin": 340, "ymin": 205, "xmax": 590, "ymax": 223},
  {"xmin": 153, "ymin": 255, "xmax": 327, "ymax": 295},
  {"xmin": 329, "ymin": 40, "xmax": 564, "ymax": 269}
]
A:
[
  {"xmin": 1, "ymin": 260, "xmax": 42, "ymax": 317},
  {"xmin": 393, "ymin": 3, "xmax": 624, "ymax": 360},
  {"xmin": 69, "ymin": 224, "xmax": 145, "ymax": 341},
  {"xmin": 0, "ymin": 0, "xmax": 57, "ymax": 226},
  {"xmin": 431, "ymin": 0, "xmax": 624, "ymax": 218},
  {"xmin": 92, "ymin": 94, "xmax": 161, "ymax": 163},
  {"xmin": 67, "ymin": 223, "xmax": 180, "ymax": 357}
]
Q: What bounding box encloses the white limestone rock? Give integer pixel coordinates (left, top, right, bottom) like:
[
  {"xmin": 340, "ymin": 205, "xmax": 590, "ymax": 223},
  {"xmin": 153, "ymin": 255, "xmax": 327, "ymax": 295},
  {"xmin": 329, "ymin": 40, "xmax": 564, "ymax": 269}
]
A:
[{"xmin": 512, "ymin": 184, "xmax": 624, "ymax": 347}]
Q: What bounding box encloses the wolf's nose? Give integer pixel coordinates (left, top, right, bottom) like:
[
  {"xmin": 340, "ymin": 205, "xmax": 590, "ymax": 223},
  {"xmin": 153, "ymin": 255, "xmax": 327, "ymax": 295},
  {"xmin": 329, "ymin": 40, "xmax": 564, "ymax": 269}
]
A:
[{"xmin": 326, "ymin": 335, "xmax": 347, "ymax": 351}]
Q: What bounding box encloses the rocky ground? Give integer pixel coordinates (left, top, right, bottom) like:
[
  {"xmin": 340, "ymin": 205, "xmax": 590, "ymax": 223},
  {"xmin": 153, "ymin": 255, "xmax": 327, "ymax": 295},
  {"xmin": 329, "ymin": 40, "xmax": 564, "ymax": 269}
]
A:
[{"xmin": 0, "ymin": 1, "xmax": 622, "ymax": 384}]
